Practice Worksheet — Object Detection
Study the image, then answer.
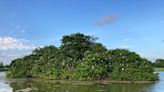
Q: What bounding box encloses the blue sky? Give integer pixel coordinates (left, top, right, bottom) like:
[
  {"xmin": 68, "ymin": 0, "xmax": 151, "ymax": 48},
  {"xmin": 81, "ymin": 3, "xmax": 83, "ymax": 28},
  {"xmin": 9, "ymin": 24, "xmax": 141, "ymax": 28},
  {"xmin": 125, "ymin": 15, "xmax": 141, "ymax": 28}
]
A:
[{"xmin": 0, "ymin": 0, "xmax": 164, "ymax": 64}]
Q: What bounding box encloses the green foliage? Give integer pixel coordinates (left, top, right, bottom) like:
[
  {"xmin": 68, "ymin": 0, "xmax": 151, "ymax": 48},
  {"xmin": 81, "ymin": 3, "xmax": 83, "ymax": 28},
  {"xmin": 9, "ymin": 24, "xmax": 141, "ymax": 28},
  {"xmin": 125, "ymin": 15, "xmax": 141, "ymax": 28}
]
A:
[
  {"xmin": 76, "ymin": 52, "xmax": 111, "ymax": 80},
  {"xmin": 7, "ymin": 54, "xmax": 37, "ymax": 78},
  {"xmin": 0, "ymin": 62, "xmax": 4, "ymax": 68},
  {"xmin": 107, "ymin": 49, "xmax": 158, "ymax": 81},
  {"xmin": 60, "ymin": 33, "xmax": 96, "ymax": 60},
  {"xmin": 7, "ymin": 33, "xmax": 159, "ymax": 81},
  {"xmin": 31, "ymin": 46, "xmax": 61, "ymax": 79},
  {"xmin": 153, "ymin": 59, "xmax": 164, "ymax": 68}
]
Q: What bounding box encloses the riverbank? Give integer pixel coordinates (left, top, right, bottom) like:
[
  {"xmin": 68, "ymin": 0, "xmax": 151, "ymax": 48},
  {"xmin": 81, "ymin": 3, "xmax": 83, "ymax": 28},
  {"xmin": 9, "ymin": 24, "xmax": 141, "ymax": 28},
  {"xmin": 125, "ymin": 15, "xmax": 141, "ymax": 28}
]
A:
[
  {"xmin": 0, "ymin": 71, "xmax": 157, "ymax": 85},
  {"xmin": 2, "ymin": 78, "xmax": 156, "ymax": 85},
  {"xmin": 154, "ymin": 68, "xmax": 164, "ymax": 72}
]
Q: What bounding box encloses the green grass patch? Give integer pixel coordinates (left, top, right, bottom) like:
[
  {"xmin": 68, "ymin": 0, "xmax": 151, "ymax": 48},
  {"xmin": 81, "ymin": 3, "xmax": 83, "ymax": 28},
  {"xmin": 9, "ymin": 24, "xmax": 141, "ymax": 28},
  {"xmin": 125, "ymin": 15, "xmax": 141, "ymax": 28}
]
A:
[{"xmin": 154, "ymin": 68, "xmax": 164, "ymax": 72}]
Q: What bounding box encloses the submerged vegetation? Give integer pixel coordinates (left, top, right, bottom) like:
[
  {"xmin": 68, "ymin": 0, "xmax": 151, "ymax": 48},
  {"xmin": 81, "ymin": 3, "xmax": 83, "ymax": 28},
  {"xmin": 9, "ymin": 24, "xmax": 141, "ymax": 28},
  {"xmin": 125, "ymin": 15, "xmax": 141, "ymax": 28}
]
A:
[{"xmin": 7, "ymin": 33, "xmax": 159, "ymax": 81}]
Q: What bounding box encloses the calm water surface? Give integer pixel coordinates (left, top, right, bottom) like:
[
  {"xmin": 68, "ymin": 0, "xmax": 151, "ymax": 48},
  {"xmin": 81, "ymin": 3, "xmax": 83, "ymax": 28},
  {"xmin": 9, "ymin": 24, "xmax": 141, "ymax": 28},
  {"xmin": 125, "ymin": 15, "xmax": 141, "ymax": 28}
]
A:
[{"xmin": 0, "ymin": 72, "xmax": 163, "ymax": 92}]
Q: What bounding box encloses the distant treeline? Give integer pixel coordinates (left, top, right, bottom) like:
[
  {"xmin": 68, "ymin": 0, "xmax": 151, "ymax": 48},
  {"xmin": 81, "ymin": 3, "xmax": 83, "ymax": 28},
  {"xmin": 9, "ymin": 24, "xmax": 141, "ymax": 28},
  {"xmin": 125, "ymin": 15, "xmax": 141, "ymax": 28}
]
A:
[
  {"xmin": 7, "ymin": 33, "xmax": 159, "ymax": 81},
  {"xmin": 0, "ymin": 62, "xmax": 10, "ymax": 71},
  {"xmin": 153, "ymin": 59, "xmax": 164, "ymax": 68}
]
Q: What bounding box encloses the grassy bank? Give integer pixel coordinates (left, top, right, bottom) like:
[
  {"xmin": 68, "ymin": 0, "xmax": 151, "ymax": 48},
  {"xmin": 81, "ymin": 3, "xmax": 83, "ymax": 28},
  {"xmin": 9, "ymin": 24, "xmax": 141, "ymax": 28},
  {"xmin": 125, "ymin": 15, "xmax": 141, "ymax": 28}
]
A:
[{"xmin": 154, "ymin": 68, "xmax": 164, "ymax": 72}]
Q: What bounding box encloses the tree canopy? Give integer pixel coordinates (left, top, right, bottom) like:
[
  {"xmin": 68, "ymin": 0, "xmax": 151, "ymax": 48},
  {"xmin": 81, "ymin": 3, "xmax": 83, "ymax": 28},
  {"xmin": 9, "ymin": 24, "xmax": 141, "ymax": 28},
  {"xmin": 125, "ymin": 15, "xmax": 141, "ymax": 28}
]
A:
[
  {"xmin": 60, "ymin": 33, "xmax": 96, "ymax": 60},
  {"xmin": 7, "ymin": 33, "xmax": 159, "ymax": 81}
]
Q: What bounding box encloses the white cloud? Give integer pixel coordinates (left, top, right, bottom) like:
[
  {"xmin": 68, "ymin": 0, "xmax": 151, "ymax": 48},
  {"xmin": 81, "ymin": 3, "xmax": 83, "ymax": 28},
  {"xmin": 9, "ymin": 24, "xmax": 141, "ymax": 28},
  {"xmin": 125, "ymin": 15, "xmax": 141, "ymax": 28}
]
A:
[
  {"xmin": 0, "ymin": 36, "xmax": 35, "ymax": 50},
  {"xmin": 0, "ymin": 49, "xmax": 33, "ymax": 65},
  {"xmin": 0, "ymin": 37, "xmax": 36, "ymax": 64}
]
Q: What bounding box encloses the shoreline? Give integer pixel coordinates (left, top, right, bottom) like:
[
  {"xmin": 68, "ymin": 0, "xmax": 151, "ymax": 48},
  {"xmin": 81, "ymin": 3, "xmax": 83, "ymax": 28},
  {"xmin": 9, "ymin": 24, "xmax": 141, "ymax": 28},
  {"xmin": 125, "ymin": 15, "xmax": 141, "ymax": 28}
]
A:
[{"xmin": 1, "ymin": 78, "xmax": 156, "ymax": 85}]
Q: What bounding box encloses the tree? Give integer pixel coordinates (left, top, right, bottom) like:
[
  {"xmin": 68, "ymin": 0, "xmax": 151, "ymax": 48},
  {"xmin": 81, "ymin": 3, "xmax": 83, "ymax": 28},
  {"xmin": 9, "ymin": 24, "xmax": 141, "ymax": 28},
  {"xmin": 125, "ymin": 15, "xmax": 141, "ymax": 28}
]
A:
[
  {"xmin": 153, "ymin": 59, "xmax": 164, "ymax": 68},
  {"xmin": 0, "ymin": 62, "xmax": 4, "ymax": 68},
  {"xmin": 60, "ymin": 33, "xmax": 97, "ymax": 60}
]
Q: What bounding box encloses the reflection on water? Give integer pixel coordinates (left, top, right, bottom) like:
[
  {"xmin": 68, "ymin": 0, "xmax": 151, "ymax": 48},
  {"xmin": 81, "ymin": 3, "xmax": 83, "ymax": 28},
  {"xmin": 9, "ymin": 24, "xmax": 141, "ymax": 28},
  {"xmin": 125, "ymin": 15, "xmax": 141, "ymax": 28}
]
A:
[
  {"xmin": 0, "ymin": 72, "xmax": 163, "ymax": 92},
  {"xmin": 0, "ymin": 83, "xmax": 12, "ymax": 92},
  {"xmin": 150, "ymin": 72, "xmax": 164, "ymax": 92},
  {"xmin": 9, "ymin": 81, "xmax": 154, "ymax": 92}
]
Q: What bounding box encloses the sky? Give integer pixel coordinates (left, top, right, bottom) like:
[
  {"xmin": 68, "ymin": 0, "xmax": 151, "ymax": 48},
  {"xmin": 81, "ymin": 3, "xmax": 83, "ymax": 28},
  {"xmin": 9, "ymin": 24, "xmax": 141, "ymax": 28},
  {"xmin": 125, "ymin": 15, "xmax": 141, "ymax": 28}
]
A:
[{"xmin": 0, "ymin": 0, "xmax": 164, "ymax": 64}]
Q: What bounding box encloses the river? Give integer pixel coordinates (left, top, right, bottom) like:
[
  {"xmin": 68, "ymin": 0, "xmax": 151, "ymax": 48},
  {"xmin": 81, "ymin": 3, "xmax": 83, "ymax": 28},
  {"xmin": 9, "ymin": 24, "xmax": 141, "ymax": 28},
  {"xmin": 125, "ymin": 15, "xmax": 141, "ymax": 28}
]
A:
[{"xmin": 0, "ymin": 72, "xmax": 163, "ymax": 92}]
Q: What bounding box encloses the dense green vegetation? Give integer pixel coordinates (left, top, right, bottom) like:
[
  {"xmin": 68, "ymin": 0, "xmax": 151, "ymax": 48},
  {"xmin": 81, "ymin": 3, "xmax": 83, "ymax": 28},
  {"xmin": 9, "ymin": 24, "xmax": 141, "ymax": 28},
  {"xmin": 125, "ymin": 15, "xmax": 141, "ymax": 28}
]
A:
[
  {"xmin": 7, "ymin": 33, "xmax": 159, "ymax": 81},
  {"xmin": 153, "ymin": 59, "xmax": 164, "ymax": 68}
]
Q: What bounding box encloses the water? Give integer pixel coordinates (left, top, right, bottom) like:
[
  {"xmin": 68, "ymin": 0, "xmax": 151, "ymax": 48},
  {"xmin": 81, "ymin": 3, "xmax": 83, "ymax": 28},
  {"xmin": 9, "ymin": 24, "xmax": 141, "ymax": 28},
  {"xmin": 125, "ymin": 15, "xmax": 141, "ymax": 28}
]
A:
[{"xmin": 0, "ymin": 72, "xmax": 163, "ymax": 92}]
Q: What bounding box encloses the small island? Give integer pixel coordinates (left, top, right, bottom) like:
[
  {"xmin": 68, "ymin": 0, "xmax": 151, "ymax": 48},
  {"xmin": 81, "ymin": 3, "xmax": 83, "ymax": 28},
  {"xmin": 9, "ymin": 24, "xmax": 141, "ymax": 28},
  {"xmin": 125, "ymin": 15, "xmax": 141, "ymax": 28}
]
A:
[{"xmin": 6, "ymin": 33, "xmax": 159, "ymax": 81}]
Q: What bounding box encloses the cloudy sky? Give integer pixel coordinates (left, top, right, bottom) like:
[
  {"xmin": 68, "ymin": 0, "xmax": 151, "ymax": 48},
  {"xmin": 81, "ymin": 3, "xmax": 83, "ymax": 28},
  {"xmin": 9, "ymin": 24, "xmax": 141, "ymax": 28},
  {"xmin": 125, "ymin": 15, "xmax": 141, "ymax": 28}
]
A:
[{"xmin": 0, "ymin": 0, "xmax": 164, "ymax": 64}]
